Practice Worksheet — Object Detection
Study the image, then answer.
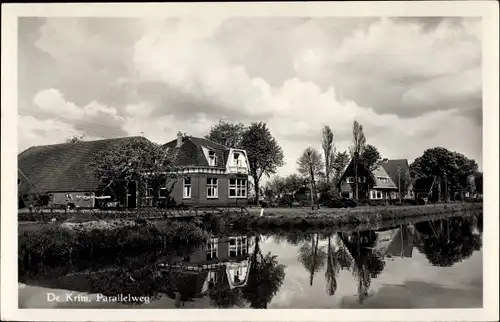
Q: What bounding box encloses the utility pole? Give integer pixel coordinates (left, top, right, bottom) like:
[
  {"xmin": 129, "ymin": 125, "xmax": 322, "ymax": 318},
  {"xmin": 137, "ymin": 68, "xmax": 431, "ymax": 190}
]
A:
[
  {"xmin": 444, "ymin": 172, "xmax": 448, "ymax": 203},
  {"xmin": 397, "ymin": 164, "xmax": 402, "ymax": 203}
]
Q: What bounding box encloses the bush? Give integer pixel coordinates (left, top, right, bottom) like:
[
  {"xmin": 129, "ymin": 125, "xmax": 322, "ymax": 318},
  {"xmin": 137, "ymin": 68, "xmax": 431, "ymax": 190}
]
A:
[
  {"xmin": 18, "ymin": 220, "xmax": 210, "ymax": 279},
  {"xmin": 277, "ymin": 195, "xmax": 294, "ymax": 207},
  {"xmin": 342, "ymin": 198, "xmax": 357, "ymax": 208},
  {"xmin": 323, "ymin": 197, "xmax": 344, "ymax": 208},
  {"xmin": 319, "ymin": 190, "xmax": 338, "ymax": 205}
]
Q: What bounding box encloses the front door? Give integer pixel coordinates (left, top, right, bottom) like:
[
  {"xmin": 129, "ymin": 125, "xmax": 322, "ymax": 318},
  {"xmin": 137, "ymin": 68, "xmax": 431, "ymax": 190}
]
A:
[{"xmin": 128, "ymin": 181, "xmax": 137, "ymax": 208}]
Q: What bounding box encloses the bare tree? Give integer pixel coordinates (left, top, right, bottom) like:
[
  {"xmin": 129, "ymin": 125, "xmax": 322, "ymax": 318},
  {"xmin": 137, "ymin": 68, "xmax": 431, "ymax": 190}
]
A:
[
  {"xmin": 297, "ymin": 147, "xmax": 324, "ymax": 210},
  {"xmin": 321, "ymin": 126, "xmax": 336, "ymax": 185},
  {"xmin": 349, "ymin": 121, "xmax": 366, "ymax": 201}
]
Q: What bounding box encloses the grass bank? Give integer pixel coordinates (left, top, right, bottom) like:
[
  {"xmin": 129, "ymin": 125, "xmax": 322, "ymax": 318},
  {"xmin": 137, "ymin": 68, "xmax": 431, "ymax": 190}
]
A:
[
  {"xmin": 18, "ymin": 220, "xmax": 210, "ymax": 280},
  {"xmin": 226, "ymin": 203, "xmax": 483, "ymax": 231}
]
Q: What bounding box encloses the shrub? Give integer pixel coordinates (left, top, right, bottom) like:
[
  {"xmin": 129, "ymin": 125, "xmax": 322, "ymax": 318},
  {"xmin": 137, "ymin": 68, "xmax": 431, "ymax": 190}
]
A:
[
  {"xmin": 277, "ymin": 195, "xmax": 294, "ymax": 207},
  {"xmin": 18, "ymin": 220, "xmax": 209, "ymax": 279}
]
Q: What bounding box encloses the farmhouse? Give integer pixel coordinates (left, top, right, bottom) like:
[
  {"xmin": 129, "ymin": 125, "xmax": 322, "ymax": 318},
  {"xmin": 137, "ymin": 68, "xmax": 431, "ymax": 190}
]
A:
[
  {"xmin": 17, "ymin": 133, "xmax": 250, "ymax": 209},
  {"xmin": 338, "ymin": 158, "xmax": 414, "ymax": 203},
  {"xmin": 17, "ymin": 137, "xmax": 143, "ymax": 209}
]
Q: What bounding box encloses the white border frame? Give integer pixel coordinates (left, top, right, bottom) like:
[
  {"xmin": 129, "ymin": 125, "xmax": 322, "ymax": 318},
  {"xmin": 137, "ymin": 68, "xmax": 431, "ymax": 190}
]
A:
[{"xmin": 2, "ymin": 2, "xmax": 499, "ymax": 321}]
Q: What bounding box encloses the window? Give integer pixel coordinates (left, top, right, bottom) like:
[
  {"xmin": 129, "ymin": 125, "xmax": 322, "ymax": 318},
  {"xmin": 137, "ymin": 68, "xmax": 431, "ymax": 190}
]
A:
[
  {"xmin": 358, "ymin": 176, "xmax": 366, "ymax": 183},
  {"xmin": 229, "ymin": 236, "xmax": 248, "ymax": 257},
  {"xmin": 370, "ymin": 189, "xmax": 384, "ymax": 200},
  {"xmin": 346, "ymin": 177, "xmax": 354, "ymax": 183},
  {"xmin": 377, "ymin": 176, "xmax": 389, "ymax": 183},
  {"xmin": 208, "ymin": 151, "xmax": 217, "ymax": 166},
  {"xmin": 159, "ymin": 187, "xmax": 168, "ymax": 198},
  {"xmin": 233, "ymin": 152, "xmax": 242, "ymax": 167},
  {"xmin": 207, "ymin": 178, "xmax": 218, "ymax": 198},
  {"xmin": 229, "ymin": 178, "xmax": 247, "ymax": 198},
  {"xmin": 206, "ymin": 238, "xmax": 218, "ymax": 260},
  {"xmin": 183, "ymin": 178, "xmax": 191, "ymax": 198}
]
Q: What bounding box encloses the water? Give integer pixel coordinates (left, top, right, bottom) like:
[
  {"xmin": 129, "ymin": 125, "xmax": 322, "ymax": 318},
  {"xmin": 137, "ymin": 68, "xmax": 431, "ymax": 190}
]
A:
[{"xmin": 19, "ymin": 213, "xmax": 483, "ymax": 309}]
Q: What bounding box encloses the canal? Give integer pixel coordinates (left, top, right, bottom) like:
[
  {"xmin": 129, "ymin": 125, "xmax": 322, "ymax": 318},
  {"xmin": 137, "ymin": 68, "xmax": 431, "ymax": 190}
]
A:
[{"xmin": 19, "ymin": 213, "xmax": 482, "ymax": 309}]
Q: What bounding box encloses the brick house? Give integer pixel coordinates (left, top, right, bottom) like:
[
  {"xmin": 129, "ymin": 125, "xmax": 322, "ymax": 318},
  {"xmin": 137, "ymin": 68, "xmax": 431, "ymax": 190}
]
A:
[
  {"xmin": 162, "ymin": 132, "xmax": 250, "ymax": 207},
  {"xmin": 17, "ymin": 133, "xmax": 250, "ymax": 209},
  {"xmin": 338, "ymin": 158, "xmax": 414, "ymax": 203}
]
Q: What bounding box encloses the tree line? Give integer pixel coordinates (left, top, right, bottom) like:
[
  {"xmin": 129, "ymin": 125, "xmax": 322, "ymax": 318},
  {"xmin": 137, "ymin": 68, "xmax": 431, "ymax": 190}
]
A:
[
  {"xmin": 63, "ymin": 119, "xmax": 481, "ymax": 207},
  {"xmin": 204, "ymin": 119, "xmax": 482, "ymax": 206}
]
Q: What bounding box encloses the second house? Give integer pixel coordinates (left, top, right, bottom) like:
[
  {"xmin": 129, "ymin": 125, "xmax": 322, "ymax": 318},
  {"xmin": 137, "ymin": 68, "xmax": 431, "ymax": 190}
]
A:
[{"xmin": 163, "ymin": 132, "xmax": 251, "ymax": 207}]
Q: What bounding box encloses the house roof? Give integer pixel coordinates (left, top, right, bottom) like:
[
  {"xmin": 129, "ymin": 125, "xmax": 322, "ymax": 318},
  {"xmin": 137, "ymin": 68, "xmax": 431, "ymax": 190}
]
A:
[
  {"xmin": 163, "ymin": 136, "xmax": 230, "ymax": 169},
  {"xmin": 18, "ymin": 136, "xmax": 149, "ymax": 194},
  {"xmin": 381, "ymin": 159, "xmax": 410, "ymax": 190},
  {"xmin": 372, "ymin": 165, "xmax": 397, "ymax": 189}
]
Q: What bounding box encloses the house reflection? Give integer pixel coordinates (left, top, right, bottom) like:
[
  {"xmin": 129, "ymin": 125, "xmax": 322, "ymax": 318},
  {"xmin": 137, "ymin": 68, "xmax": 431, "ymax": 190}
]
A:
[
  {"xmin": 157, "ymin": 235, "xmax": 254, "ymax": 306},
  {"xmin": 371, "ymin": 225, "xmax": 415, "ymax": 259}
]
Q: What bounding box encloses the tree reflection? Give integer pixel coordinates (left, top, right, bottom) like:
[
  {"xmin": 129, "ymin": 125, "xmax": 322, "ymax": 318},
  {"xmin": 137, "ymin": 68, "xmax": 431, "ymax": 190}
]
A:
[
  {"xmin": 415, "ymin": 215, "xmax": 482, "ymax": 267},
  {"xmin": 325, "ymin": 236, "xmax": 340, "ymax": 296},
  {"xmin": 298, "ymin": 233, "xmax": 327, "ymax": 286},
  {"xmin": 241, "ymin": 235, "xmax": 286, "ymax": 308},
  {"xmin": 285, "ymin": 232, "xmax": 314, "ymax": 246},
  {"xmin": 339, "ymin": 230, "xmax": 386, "ymax": 304}
]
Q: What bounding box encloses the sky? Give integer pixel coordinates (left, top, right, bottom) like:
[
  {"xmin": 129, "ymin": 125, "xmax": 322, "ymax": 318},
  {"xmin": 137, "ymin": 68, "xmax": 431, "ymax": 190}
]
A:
[{"xmin": 17, "ymin": 17, "xmax": 483, "ymax": 176}]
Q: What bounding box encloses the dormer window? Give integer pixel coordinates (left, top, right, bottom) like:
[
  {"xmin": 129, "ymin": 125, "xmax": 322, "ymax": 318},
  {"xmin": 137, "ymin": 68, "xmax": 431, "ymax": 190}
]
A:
[
  {"xmin": 233, "ymin": 152, "xmax": 242, "ymax": 167},
  {"xmin": 208, "ymin": 150, "xmax": 217, "ymax": 166},
  {"xmin": 377, "ymin": 176, "xmax": 389, "ymax": 183}
]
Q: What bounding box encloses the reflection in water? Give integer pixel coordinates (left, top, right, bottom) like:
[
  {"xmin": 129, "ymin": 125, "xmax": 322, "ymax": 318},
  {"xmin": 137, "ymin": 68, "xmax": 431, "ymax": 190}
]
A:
[
  {"xmin": 158, "ymin": 234, "xmax": 286, "ymax": 308},
  {"xmin": 295, "ymin": 214, "xmax": 482, "ymax": 305},
  {"xmin": 20, "ymin": 213, "xmax": 482, "ymax": 309},
  {"xmin": 297, "ymin": 233, "xmax": 327, "ymax": 286},
  {"xmin": 414, "ymin": 216, "xmax": 482, "ymax": 267}
]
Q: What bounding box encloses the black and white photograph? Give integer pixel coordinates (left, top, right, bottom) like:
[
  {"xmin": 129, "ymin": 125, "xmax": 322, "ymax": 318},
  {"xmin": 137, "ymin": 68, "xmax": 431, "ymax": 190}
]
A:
[{"xmin": 1, "ymin": 2, "xmax": 498, "ymax": 321}]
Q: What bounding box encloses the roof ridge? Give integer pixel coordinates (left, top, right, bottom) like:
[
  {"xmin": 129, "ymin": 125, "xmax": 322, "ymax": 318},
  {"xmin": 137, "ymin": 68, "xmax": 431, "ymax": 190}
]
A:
[
  {"xmin": 19, "ymin": 136, "xmax": 148, "ymax": 152},
  {"xmin": 189, "ymin": 136, "xmax": 230, "ymax": 150}
]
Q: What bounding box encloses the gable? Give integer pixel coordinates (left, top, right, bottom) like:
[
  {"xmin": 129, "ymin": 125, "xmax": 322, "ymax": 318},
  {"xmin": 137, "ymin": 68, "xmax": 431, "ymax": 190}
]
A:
[
  {"xmin": 339, "ymin": 158, "xmax": 373, "ymax": 182},
  {"xmin": 381, "ymin": 159, "xmax": 410, "ymax": 190},
  {"xmin": 372, "ymin": 165, "xmax": 397, "ymax": 189}
]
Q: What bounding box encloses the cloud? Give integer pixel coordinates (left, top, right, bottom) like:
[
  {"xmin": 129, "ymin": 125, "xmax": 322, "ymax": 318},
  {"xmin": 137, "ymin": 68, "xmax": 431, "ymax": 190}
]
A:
[
  {"xmin": 32, "ymin": 88, "xmax": 127, "ymax": 139},
  {"xmin": 18, "ymin": 17, "xmax": 483, "ymax": 174}
]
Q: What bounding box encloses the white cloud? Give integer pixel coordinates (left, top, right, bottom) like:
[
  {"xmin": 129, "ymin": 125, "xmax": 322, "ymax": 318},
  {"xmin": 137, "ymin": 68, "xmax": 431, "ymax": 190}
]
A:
[
  {"xmin": 32, "ymin": 88, "xmax": 126, "ymax": 138},
  {"xmin": 18, "ymin": 17, "xmax": 483, "ymax": 175}
]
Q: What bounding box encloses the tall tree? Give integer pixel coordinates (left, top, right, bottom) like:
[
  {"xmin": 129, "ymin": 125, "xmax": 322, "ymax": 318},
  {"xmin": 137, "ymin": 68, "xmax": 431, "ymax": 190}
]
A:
[
  {"xmin": 205, "ymin": 119, "xmax": 246, "ymax": 148},
  {"xmin": 349, "ymin": 121, "xmax": 366, "ymax": 200},
  {"xmin": 410, "ymin": 147, "xmax": 478, "ymax": 202},
  {"xmin": 284, "ymin": 174, "xmax": 305, "ymax": 194},
  {"xmin": 241, "ymin": 123, "xmax": 284, "ymax": 206},
  {"xmin": 359, "ymin": 144, "xmax": 382, "ymax": 172},
  {"xmin": 89, "ymin": 137, "xmax": 178, "ymax": 207},
  {"xmin": 297, "ymin": 147, "xmax": 324, "ymax": 209},
  {"xmin": 332, "ymin": 150, "xmax": 350, "ymax": 185},
  {"xmin": 321, "ymin": 126, "xmax": 336, "ymax": 185}
]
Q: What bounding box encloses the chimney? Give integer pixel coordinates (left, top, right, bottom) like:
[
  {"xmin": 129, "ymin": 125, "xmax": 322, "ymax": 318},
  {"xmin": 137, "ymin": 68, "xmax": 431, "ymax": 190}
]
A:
[{"xmin": 176, "ymin": 131, "xmax": 183, "ymax": 147}]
